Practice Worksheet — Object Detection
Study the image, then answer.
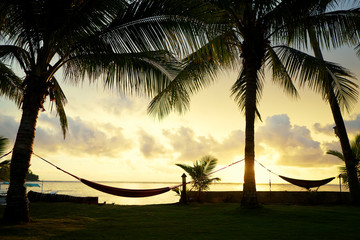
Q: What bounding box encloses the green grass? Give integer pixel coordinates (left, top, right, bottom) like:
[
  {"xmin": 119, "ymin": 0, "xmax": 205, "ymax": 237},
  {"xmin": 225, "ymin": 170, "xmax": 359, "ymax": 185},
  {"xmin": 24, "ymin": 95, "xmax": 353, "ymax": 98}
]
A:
[{"xmin": 0, "ymin": 203, "xmax": 359, "ymax": 240}]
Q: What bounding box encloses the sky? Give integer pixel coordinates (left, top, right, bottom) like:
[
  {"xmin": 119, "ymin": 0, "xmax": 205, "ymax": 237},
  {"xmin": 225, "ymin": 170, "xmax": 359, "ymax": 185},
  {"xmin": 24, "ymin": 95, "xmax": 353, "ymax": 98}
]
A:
[{"xmin": 1, "ymin": 45, "xmax": 360, "ymax": 185}]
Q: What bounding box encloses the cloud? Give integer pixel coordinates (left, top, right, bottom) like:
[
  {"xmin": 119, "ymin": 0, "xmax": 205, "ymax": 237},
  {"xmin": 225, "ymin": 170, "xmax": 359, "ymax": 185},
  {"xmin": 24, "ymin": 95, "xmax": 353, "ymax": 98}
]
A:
[
  {"xmin": 98, "ymin": 95, "xmax": 145, "ymax": 116},
  {"xmin": 256, "ymin": 114, "xmax": 336, "ymax": 167},
  {"xmin": 1, "ymin": 109, "xmax": 344, "ymax": 170},
  {"xmin": 137, "ymin": 129, "xmax": 170, "ymax": 158},
  {"xmin": 33, "ymin": 113, "xmax": 134, "ymax": 157},
  {"xmin": 0, "ymin": 114, "xmax": 20, "ymax": 144},
  {"xmin": 314, "ymin": 114, "xmax": 360, "ymax": 137},
  {"xmin": 162, "ymin": 126, "xmax": 245, "ymax": 163}
]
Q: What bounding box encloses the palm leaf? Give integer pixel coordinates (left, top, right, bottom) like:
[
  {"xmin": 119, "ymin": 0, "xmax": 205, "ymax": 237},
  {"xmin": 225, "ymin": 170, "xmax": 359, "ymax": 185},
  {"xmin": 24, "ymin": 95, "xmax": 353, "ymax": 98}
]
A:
[
  {"xmin": 64, "ymin": 50, "xmax": 181, "ymax": 98},
  {"xmin": 148, "ymin": 32, "xmax": 238, "ymax": 119},
  {"xmin": 0, "ymin": 45, "xmax": 31, "ymax": 72},
  {"xmin": 0, "ymin": 61, "xmax": 23, "ymax": 106},
  {"xmin": 281, "ymin": 4, "xmax": 360, "ymax": 50},
  {"xmin": 352, "ymin": 134, "xmax": 360, "ymax": 161},
  {"xmin": 102, "ymin": 0, "xmax": 228, "ymax": 58},
  {"xmin": 0, "ymin": 136, "xmax": 9, "ymax": 155},
  {"xmin": 326, "ymin": 150, "xmax": 345, "ymax": 161},
  {"xmin": 50, "ymin": 77, "xmax": 68, "ymax": 139},
  {"xmin": 230, "ymin": 68, "xmax": 263, "ymax": 121},
  {"xmin": 266, "ymin": 46, "xmax": 299, "ymax": 98},
  {"xmin": 274, "ymin": 45, "xmax": 358, "ymax": 112}
]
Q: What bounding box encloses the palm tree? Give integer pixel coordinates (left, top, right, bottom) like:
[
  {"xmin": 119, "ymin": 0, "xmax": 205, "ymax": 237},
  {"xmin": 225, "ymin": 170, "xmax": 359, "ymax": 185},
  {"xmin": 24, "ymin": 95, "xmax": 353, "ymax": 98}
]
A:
[
  {"xmin": 0, "ymin": 0, "xmax": 212, "ymax": 223},
  {"xmin": 149, "ymin": 0, "xmax": 323, "ymax": 207},
  {"xmin": 148, "ymin": 0, "xmax": 360, "ymax": 207},
  {"xmin": 176, "ymin": 155, "xmax": 221, "ymax": 202},
  {"xmin": 327, "ymin": 134, "xmax": 360, "ymax": 187},
  {"xmin": 281, "ymin": 1, "xmax": 360, "ymax": 204}
]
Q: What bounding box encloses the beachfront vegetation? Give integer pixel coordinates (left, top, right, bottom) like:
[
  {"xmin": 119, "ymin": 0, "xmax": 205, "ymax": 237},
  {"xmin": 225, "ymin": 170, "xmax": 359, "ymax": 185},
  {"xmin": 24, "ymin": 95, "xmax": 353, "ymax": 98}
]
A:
[
  {"xmin": 0, "ymin": 161, "xmax": 39, "ymax": 182},
  {"xmin": 0, "ymin": 136, "xmax": 39, "ymax": 182},
  {"xmin": 148, "ymin": 1, "xmax": 360, "ymax": 206},
  {"xmin": 0, "ymin": 0, "xmax": 212, "ymax": 223},
  {"xmin": 0, "ymin": 203, "xmax": 359, "ymax": 240},
  {"xmin": 176, "ymin": 155, "xmax": 221, "ymax": 202},
  {"xmin": 327, "ymin": 133, "xmax": 360, "ymax": 187}
]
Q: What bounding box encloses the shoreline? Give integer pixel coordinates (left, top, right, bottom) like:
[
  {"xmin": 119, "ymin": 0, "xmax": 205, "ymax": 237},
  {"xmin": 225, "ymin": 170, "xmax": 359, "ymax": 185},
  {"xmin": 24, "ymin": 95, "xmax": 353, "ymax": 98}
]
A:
[
  {"xmin": 188, "ymin": 191, "xmax": 351, "ymax": 205},
  {"xmin": 25, "ymin": 190, "xmax": 351, "ymax": 205}
]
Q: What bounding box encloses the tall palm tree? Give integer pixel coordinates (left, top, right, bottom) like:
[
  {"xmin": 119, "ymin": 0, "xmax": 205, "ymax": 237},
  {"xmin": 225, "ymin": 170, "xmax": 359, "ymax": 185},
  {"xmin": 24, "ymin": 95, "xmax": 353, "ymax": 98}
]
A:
[
  {"xmin": 281, "ymin": 1, "xmax": 360, "ymax": 204},
  {"xmin": 176, "ymin": 155, "xmax": 221, "ymax": 202},
  {"xmin": 327, "ymin": 133, "xmax": 360, "ymax": 186},
  {"xmin": 149, "ymin": 0, "xmax": 315, "ymax": 207},
  {"xmin": 0, "ymin": 0, "xmax": 211, "ymax": 223},
  {"xmin": 148, "ymin": 0, "xmax": 360, "ymax": 207}
]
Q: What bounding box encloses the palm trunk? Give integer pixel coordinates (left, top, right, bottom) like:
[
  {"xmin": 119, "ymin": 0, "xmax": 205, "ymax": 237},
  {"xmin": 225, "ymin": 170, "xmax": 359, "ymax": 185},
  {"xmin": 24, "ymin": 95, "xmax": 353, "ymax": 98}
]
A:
[
  {"xmin": 309, "ymin": 32, "xmax": 360, "ymax": 205},
  {"xmin": 3, "ymin": 77, "xmax": 44, "ymax": 223},
  {"xmin": 328, "ymin": 90, "xmax": 360, "ymax": 205},
  {"xmin": 241, "ymin": 59, "xmax": 259, "ymax": 207}
]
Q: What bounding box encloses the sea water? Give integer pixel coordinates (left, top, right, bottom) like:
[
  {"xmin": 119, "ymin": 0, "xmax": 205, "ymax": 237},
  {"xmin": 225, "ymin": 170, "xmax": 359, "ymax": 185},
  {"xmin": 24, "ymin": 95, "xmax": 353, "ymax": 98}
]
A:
[{"xmin": 24, "ymin": 181, "xmax": 346, "ymax": 205}]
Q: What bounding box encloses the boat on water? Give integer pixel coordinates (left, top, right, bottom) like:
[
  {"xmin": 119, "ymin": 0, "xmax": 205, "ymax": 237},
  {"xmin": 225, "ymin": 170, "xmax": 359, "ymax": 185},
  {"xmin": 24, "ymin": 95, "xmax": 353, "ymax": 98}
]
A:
[{"xmin": 0, "ymin": 181, "xmax": 41, "ymax": 205}]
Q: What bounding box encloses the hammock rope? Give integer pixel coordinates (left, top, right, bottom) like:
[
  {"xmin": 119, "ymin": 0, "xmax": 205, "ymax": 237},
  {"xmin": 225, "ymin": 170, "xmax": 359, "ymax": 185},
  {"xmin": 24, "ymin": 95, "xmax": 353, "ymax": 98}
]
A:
[
  {"xmin": 5, "ymin": 150, "xmax": 336, "ymax": 193},
  {"xmin": 0, "ymin": 150, "xmax": 13, "ymax": 160},
  {"xmin": 33, "ymin": 152, "xmax": 244, "ymax": 198},
  {"xmin": 255, "ymin": 159, "xmax": 335, "ymax": 190},
  {"xmin": 33, "ymin": 153, "xmax": 80, "ymax": 181}
]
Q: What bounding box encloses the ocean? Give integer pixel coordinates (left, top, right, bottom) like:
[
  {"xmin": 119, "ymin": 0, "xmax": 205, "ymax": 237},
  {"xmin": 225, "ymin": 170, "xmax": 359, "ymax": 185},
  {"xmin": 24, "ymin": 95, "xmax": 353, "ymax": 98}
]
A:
[{"xmin": 20, "ymin": 181, "xmax": 346, "ymax": 205}]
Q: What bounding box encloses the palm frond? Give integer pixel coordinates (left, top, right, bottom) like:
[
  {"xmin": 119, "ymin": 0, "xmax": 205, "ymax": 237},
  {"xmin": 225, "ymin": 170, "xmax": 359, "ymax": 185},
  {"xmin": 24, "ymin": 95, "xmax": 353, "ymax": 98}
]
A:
[
  {"xmin": 0, "ymin": 61, "xmax": 23, "ymax": 106},
  {"xmin": 326, "ymin": 150, "xmax": 345, "ymax": 161},
  {"xmin": 0, "ymin": 136, "xmax": 9, "ymax": 155},
  {"xmin": 102, "ymin": 0, "xmax": 228, "ymax": 58},
  {"xmin": 230, "ymin": 68, "xmax": 263, "ymax": 121},
  {"xmin": 274, "ymin": 45, "xmax": 358, "ymax": 112},
  {"xmin": 200, "ymin": 155, "xmax": 218, "ymax": 175},
  {"xmin": 175, "ymin": 163, "xmax": 197, "ymax": 180},
  {"xmin": 266, "ymin": 46, "xmax": 299, "ymax": 98},
  {"xmin": 148, "ymin": 32, "xmax": 238, "ymax": 119},
  {"xmin": 0, "ymin": 45, "xmax": 31, "ymax": 72},
  {"xmin": 50, "ymin": 77, "xmax": 68, "ymax": 139},
  {"xmin": 64, "ymin": 50, "xmax": 181, "ymax": 98},
  {"xmin": 339, "ymin": 165, "xmax": 349, "ymax": 185},
  {"xmin": 351, "ymin": 133, "xmax": 360, "ymax": 162},
  {"xmin": 308, "ymin": 8, "xmax": 360, "ymax": 50},
  {"xmin": 280, "ymin": 4, "xmax": 360, "ymax": 50}
]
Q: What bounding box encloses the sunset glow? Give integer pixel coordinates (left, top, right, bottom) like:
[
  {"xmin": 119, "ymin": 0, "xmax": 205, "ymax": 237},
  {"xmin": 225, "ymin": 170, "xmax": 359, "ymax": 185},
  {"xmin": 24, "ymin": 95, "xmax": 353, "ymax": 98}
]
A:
[{"xmin": 1, "ymin": 47, "xmax": 360, "ymax": 185}]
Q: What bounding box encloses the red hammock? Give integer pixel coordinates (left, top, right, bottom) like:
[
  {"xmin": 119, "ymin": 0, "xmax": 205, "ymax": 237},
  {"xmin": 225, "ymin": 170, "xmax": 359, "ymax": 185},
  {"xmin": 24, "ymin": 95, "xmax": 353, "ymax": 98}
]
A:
[
  {"xmin": 279, "ymin": 175, "xmax": 335, "ymax": 190},
  {"xmin": 34, "ymin": 153, "xmax": 243, "ymax": 198},
  {"xmin": 80, "ymin": 179, "xmax": 171, "ymax": 197},
  {"xmin": 33, "ymin": 153, "xmax": 177, "ymax": 198}
]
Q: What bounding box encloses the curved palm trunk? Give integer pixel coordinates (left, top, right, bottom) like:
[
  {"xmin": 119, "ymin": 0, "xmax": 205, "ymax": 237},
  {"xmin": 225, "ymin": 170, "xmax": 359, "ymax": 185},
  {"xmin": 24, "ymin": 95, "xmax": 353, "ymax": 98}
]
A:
[
  {"xmin": 3, "ymin": 77, "xmax": 44, "ymax": 223},
  {"xmin": 328, "ymin": 90, "xmax": 360, "ymax": 205},
  {"xmin": 310, "ymin": 34, "xmax": 360, "ymax": 205}
]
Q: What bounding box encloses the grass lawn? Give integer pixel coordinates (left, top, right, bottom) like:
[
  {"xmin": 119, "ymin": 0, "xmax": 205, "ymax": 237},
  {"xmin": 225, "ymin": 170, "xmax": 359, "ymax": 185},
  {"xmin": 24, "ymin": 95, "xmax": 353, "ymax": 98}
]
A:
[{"xmin": 0, "ymin": 203, "xmax": 359, "ymax": 240}]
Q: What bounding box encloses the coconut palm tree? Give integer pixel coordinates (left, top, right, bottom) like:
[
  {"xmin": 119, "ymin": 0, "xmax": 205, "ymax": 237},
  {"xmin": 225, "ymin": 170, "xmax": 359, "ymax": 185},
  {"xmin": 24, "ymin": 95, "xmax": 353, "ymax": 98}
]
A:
[
  {"xmin": 280, "ymin": 1, "xmax": 360, "ymax": 204},
  {"xmin": 0, "ymin": 0, "xmax": 213, "ymax": 223},
  {"xmin": 176, "ymin": 155, "xmax": 221, "ymax": 202},
  {"xmin": 148, "ymin": 0, "xmax": 309, "ymax": 207},
  {"xmin": 148, "ymin": 0, "xmax": 360, "ymax": 207},
  {"xmin": 327, "ymin": 133, "xmax": 360, "ymax": 187}
]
